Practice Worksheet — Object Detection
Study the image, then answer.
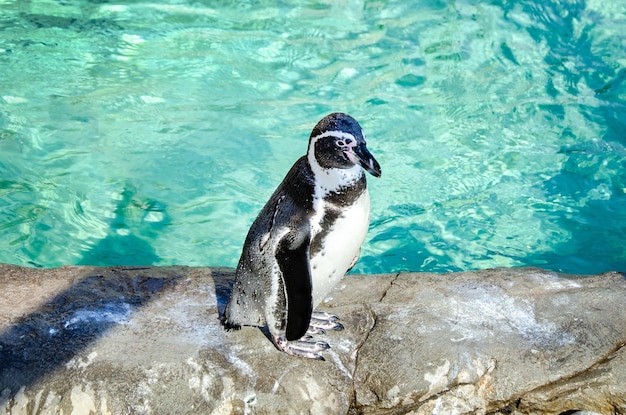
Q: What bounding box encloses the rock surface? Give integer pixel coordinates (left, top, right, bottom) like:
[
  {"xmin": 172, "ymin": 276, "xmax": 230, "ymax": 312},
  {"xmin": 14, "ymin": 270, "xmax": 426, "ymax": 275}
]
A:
[{"xmin": 0, "ymin": 264, "xmax": 625, "ymax": 415}]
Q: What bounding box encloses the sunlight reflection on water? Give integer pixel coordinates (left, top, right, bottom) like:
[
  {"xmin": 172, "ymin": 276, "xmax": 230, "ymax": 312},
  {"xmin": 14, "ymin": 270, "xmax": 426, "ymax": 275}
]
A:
[{"xmin": 0, "ymin": 0, "xmax": 625, "ymax": 274}]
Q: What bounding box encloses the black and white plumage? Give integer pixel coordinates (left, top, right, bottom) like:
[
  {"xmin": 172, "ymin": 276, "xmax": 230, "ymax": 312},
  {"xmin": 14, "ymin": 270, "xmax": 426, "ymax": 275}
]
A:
[{"xmin": 221, "ymin": 112, "xmax": 381, "ymax": 360}]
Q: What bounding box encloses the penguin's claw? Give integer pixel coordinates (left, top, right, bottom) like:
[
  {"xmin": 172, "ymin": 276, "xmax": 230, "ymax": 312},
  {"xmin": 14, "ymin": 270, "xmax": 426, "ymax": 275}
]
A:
[
  {"xmin": 305, "ymin": 326, "xmax": 326, "ymax": 335},
  {"xmin": 310, "ymin": 311, "xmax": 344, "ymax": 332},
  {"xmin": 272, "ymin": 334, "xmax": 330, "ymax": 361}
]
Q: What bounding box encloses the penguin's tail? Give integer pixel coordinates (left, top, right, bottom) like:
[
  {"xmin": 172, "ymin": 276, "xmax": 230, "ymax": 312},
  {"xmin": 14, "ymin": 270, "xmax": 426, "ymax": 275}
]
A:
[{"xmin": 220, "ymin": 309, "xmax": 242, "ymax": 331}]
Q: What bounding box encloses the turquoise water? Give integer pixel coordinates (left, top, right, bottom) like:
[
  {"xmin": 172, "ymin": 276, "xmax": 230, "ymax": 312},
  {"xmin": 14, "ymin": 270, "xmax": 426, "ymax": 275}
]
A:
[{"xmin": 0, "ymin": 1, "xmax": 625, "ymax": 274}]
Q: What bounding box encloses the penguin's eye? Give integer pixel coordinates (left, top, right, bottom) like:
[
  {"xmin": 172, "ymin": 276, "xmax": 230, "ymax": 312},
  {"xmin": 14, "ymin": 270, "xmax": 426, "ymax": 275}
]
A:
[{"xmin": 336, "ymin": 138, "xmax": 352, "ymax": 147}]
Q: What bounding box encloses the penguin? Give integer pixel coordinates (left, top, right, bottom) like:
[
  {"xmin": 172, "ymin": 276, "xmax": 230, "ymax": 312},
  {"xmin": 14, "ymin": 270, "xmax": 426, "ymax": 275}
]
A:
[{"xmin": 221, "ymin": 112, "xmax": 381, "ymax": 360}]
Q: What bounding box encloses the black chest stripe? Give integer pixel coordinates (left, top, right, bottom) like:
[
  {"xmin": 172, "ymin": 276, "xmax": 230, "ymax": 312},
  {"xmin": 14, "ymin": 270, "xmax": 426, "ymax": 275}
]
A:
[
  {"xmin": 310, "ymin": 176, "xmax": 366, "ymax": 256},
  {"xmin": 310, "ymin": 207, "xmax": 341, "ymax": 257},
  {"xmin": 323, "ymin": 176, "xmax": 366, "ymax": 207}
]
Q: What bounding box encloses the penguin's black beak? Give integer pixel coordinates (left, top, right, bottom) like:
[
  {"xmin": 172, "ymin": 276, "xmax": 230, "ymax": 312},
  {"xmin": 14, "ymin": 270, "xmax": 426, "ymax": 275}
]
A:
[{"xmin": 354, "ymin": 144, "xmax": 382, "ymax": 178}]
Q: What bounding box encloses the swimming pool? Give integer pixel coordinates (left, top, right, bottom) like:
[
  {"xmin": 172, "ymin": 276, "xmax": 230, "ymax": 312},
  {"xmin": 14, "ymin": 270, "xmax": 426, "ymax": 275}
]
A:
[{"xmin": 1, "ymin": 0, "xmax": 625, "ymax": 274}]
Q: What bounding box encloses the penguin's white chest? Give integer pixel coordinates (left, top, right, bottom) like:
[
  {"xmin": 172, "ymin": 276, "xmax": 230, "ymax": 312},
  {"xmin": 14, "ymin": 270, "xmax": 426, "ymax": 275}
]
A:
[{"xmin": 309, "ymin": 190, "xmax": 370, "ymax": 307}]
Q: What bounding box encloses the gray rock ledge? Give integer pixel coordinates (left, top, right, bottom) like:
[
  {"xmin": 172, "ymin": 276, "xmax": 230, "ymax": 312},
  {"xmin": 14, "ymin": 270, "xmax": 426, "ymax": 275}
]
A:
[{"xmin": 1, "ymin": 264, "xmax": 625, "ymax": 415}]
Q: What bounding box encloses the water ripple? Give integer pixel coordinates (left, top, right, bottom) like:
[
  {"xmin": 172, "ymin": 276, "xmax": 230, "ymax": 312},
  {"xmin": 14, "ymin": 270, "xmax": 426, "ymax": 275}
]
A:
[{"xmin": 0, "ymin": 0, "xmax": 624, "ymax": 273}]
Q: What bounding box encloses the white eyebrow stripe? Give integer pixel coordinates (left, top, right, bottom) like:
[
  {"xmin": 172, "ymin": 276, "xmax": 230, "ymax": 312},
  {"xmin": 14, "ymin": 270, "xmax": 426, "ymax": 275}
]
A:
[
  {"xmin": 308, "ymin": 130, "xmax": 358, "ymax": 156},
  {"xmin": 310, "ymin": 130, "xmax": 357, "ymax": 142}
]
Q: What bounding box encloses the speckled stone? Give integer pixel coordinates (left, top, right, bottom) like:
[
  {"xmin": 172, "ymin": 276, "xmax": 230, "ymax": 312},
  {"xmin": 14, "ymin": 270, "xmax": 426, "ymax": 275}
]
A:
[{"xmin": 1, "ymin": 264, "xmax": 625, "ymax": 414}]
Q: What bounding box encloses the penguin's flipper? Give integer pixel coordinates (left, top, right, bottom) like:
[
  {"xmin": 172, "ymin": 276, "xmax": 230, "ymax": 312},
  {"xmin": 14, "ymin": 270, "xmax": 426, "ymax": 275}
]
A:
[{"xmin": 276, "ymin": 230, "xmax": 313, "ymax": 342}]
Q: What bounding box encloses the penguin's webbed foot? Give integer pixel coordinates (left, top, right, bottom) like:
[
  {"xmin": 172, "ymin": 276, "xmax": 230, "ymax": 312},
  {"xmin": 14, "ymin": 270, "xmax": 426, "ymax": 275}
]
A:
[
  {"xmin": 272, "ymin": 334, "xmax": 330, "ymax": 361},
  {"xmin": 309, "ymin": 311, "xmax": 344, "ymax": 333},
  {"xmin": 271, "ymin": 312, "xmax": 344, "ymax": 360}
]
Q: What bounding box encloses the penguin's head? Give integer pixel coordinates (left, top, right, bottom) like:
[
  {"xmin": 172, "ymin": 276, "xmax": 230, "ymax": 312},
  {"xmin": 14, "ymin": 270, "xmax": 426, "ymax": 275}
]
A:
[{"xmin": 307, "ymin": 113, "xmax": 382, "ymax": 178}]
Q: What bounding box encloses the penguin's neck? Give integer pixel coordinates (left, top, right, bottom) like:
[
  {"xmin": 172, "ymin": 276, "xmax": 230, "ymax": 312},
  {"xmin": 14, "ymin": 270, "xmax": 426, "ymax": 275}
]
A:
[{"xmin": 306, "ymin": 152, "xmax": 363, "ymax": 198}]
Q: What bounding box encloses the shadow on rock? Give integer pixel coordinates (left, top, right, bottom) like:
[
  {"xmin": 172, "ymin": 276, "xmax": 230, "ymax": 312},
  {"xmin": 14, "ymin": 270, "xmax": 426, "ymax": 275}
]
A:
[{"xmin": 0, "ymin": 267, "xmax": 182, "ymax": 403}]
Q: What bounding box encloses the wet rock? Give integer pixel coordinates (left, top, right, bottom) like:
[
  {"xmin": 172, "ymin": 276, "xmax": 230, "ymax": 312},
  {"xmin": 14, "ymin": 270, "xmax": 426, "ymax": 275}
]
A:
[{"xmin": 0, "ymin": 264, "xmax": 625, "ymax": 414}]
